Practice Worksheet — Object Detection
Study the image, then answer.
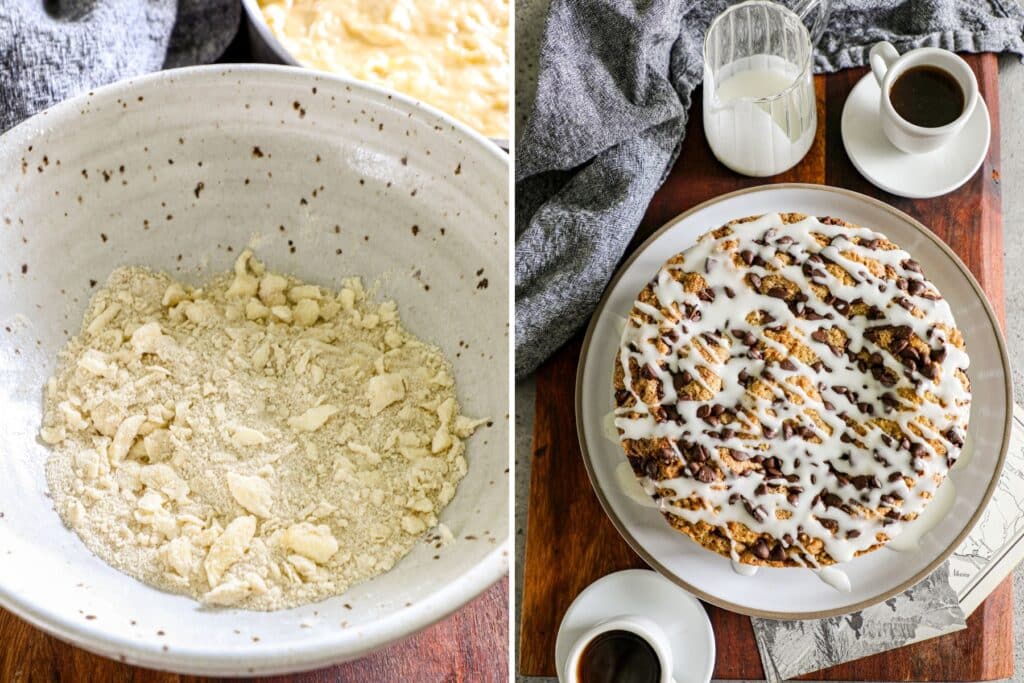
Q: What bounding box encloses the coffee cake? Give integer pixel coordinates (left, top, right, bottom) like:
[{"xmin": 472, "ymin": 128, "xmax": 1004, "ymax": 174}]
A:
[{"xmin": 613, "ymin": 213, "xmax": 971, "ymax": 568}]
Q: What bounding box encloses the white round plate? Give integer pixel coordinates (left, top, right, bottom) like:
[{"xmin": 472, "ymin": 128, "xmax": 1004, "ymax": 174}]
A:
[
  {"xmin": 841, "ymin": 72, "xmax": 991, "ymax": 199},
  {"xmin": 576, "ymin": 184, "xmax": 1010, "ymax": 619},
  {"xmin": 0, "ymin": 65, "xmax": 508, "ymax": 675},
  {"xmin": 554, "ymin": 570, "xmax": 715, "ymax": 683}
]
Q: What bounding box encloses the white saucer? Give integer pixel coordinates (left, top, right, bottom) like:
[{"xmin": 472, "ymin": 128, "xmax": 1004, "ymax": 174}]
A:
[
  {"xmin": 554, "ymin": 570, "xmax": 715, "ymax": 683},
  {"xmin": 841, "ymin": 72, "xmax": 990, "ymax": 198}
]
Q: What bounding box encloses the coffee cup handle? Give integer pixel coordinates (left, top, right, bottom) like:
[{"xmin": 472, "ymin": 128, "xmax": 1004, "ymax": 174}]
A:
[{"xmin": 869, "ymin": 41, "xmax": 900, "ymax": 86}]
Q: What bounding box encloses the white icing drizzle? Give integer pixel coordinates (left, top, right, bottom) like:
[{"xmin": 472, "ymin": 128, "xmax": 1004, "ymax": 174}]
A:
[
  {"xmin": 614, "ymin": 214, "xmax": 971, "ymax": 568},
  {"xmin": 731, "ymin": 558, "xmax": 759, "ymax": 576},
  {"xmin": 815, "ymin": 566, "xmax": 852, "ymax": 592},
  {"xmin": 615, "ymin": 461, "xmax": 659, "ymax": 508}
]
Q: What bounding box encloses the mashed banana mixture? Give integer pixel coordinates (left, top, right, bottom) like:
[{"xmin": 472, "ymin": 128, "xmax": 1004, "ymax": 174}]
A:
[
  {"xmin": 258, "ymin": 0, "xmax": 509, "ymax": 138},
  {"xmin": 40, "ymin": 250, "xmax": 486, "ymax": 610}
]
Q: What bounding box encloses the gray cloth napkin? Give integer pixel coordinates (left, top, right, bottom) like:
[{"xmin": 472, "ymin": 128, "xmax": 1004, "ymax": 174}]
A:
[
  {"xmin": 0, "ymin": 0, "xmax": 240, "ymax": 132},
  {"xmin": 515, "ymin": 0, "xmax": 1024, "ymax": 378}
]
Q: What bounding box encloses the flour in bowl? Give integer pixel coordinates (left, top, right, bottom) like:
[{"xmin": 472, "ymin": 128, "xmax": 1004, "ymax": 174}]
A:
[{"xmin": 39, "ymin": 250, "xmax": 487, "ymax": 610}]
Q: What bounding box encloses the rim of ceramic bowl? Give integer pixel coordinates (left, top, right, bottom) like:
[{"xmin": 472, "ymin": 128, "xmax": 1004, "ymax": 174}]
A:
[
  {"xmin": 574, "ymin": 183, "xmax": 1011, "ymax": 620},
  {"xmin": 0, "ymin": 63, "xmax": 509, "ymax": 676},
  {"xmin": 238, "ymin": 0, "xmax": 510, "ymax": 148}
]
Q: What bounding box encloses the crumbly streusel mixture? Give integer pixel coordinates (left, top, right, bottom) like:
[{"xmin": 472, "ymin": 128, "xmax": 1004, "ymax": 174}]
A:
[{"xmin": 40, "ymin": 250, "xmax": 486, "ymax": 610}]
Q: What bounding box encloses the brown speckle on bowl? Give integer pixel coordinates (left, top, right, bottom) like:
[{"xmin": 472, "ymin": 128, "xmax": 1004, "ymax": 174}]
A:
[
  {"xmin": 101, "ymin": 170, "xmax": 111, "ymax": 182},
  {"xmin": 454, "ymin": 163, "xmax": 462, "ymax": 175},
  {"xmin": 89, "ymin": 279, "xmax": 97, "ymax": 288},
  {"xmin": 411, "ymin": 225, "xmax": 419, "ymax": 236},
  {"xmin": 477, "ymin": 278, "xmax": 489, "ymax": 290},
  {"xmin": 194, "ymin": 181, "xmax": 205, "ymax": 198},
  {"xmin": 252, "ymin": 146, "xmax": 264, "ymax": 158},
  {"xmin": 20, "ymin": 264, "xmax": 27, "ymax": 275},
  {"xmin": 85, "ymin": 615, "xmax": 96, "ymax": 620},
  {"xmin": 100, "ymin": 233, "xmax": 108, "ymax": 243},
  {"xmin": 400, "ymin": 156, "xmax": 408, "ymax": 166}
]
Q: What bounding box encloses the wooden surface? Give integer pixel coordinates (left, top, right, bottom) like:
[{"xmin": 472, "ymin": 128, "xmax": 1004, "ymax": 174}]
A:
[
  {"xmin": 520, "ymin": 53, "xmax": 1011, "ymax": 680},
  {"xmin": 0, "ymin": 579, "xmax": 507, "ymax": 682}
]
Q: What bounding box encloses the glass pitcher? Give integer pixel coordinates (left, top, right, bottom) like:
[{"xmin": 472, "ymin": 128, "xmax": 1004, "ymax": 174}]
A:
[{"xmin": 703, "ymin": 0, "xmax": 830, "ymax": 177}]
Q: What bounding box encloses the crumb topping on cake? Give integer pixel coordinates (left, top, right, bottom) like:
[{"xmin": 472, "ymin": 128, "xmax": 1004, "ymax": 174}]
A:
[{"xmin": 614, "ymin": 213, "xmax": 971, "ymax": 567}]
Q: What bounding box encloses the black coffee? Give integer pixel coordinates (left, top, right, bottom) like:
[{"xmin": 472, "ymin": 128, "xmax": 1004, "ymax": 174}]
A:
[
  {"xmin": 888, "ymin": 65, "xmax": 964, "ymax": 128},
  {"xmin": 577, "ymin": 630, "xmax": 661, "ymax": 683}
]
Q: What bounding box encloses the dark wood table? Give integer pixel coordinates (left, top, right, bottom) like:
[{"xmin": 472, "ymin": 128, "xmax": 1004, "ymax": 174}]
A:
[
  {"xmin": 0, "ymin": 24, "xmax": 509, "ymax": 683},
  {"xmin": 519, "ymin": 53, "xmax": 1011, "ymax": 680}
]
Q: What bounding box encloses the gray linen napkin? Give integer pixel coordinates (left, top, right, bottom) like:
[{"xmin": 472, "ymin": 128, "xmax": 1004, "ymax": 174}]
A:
[
  {"xmin": 0, "ymin": 0, "xmax": 240, "ymax": 132},
  {"xmin": 515, "ymin": 0, "xmax": 1024, "ymax": 378}
]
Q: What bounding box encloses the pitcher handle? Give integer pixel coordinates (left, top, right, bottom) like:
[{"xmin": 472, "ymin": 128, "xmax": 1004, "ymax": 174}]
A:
[{"xmin": 792, "ymin": 0, "xmax": 831, "ymax": 46}]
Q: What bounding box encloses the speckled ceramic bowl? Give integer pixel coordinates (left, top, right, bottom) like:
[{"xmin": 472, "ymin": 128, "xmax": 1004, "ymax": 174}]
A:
[
  {"xmin": 0, "ymin": 65, "xmax": 509, "ymax": 676},
  {"xmin": 239, "ymin": 0, "xmax": 510, "ymax": 147}
]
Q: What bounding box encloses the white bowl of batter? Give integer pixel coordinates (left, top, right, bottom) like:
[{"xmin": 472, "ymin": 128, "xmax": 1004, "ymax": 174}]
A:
[
  {"xmin": 0, "ymin": 64, "xmax": 509, "ymax": 675},
  {"xmin": 240, "ymin": 0, "xmax": 510, "ymax": 143}
]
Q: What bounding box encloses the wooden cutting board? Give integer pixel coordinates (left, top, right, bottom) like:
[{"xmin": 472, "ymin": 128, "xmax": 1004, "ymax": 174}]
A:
[
  {"xmin": 0, "ymin": 578, "xmax": 507, "ymax": 682},
  {"xmin": 519, "ymin": 54, "xmax": 1011, "ymax": 680}
]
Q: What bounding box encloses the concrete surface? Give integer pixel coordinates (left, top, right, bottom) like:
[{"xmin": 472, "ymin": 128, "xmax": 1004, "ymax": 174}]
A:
[{"xmin": 513, "ymin": 1, "xmax": 1024, "ymax": 678}]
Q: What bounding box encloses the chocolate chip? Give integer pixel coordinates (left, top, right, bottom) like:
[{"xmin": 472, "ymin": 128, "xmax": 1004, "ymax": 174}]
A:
[
  {"xmin": 783, "ymin": 423, "xmax": 793, "ymax": 440},
  {"xmin": 741, "ymin": 250, "xmax": 755, "ymax": 265},
  {"xmin": 614, "ymin": 389, "xmax": 631, "ymax": 404},
  {"xmin": 711, "ymin": 404, "xmax": 725, "ymax": 416},
  {"xmin": 769, "ymin": 543, "xmax": 787, "ymax": 562},
  {"xmin": 730, "ymin": 449, "xmax": 751, "ymax": 462},
  {"xmin": 846, "ymin": 530, "xmax": 861, "ymax": 539},
  {"xmin": 930, "ymin": 347, "xmax": 947, "ymax": 363},
  {"xmin": 641, "ymin": 364, "xmax": 658, "ymax": 380},
  {"xmin": 822, "ymin": 492, "xmax": 843, "ymax": 508},
  {"xmin": 672, "ymin": 371, "xmax": 692, "ymax": 391},
  {"xmin": 752, "ymin": 539, "xmax": 770, "ymax": 560},
  {"xmin": 767, "ymin": 286, "xmax": 788, "ymax": 299},
  {"xmin": 749, "ymin": 348, "xmax": 763, "ymax": 360},
  {"xmin": 888, "ymin": 471, "xmax": 904, "ymax": 483},
  {"xmin": 749, "ymin": 274, "xmax": 762, "ymax": 290},
  {"xmin": 902, "ymin": 258, "xmax": 922, "ymax": 273},
  {"xmin": 724, "ymin": 286, "xmax": 736, "ymax": 298},
  {"xmin": 738, "ymin": 369, "xmax": 749, "ymax": 383},
  {"xmin": 811, "ymin": 329, "xmax": 829, "ymax": 344},
  {"xmin": 762, "ymin": 425, "xmax": 777, "ymax": 438},
  {"xmin": 696, "ymin": 405, "xmax": 710, "ymax": 418},
  {"xmin": 696, "ymin": 465, "xmax": 716, "ymax": 483},
  {"xmin": 780, "ymin": 358, "xmax": 796, "ymax": 371},
  {"xmin": 907, "ymin": 279, "xmax": 925, "ymax": 296}
]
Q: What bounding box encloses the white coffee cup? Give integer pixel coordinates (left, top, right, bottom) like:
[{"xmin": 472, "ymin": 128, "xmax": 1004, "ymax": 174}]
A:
[
  {"xmin": 562, "ymin": 616, "xmax": 676, "ymax": 683},
  {"xmin": 868, "ymin": 41, "xmax": 979, "ymax": 154}
]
